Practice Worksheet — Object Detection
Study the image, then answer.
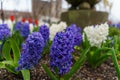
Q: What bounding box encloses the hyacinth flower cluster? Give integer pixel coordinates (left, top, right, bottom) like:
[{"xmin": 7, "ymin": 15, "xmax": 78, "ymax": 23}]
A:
[
  {"xmin": 39, "ymin": 24, "xmax": 49, "ymax": 44},
  {"xmin": 16, "ymin": 32, "xmax": 45, "ymax": 71},
  {"xmin": 83, "ymin": 23, "xmax": 109, "ymax": 47},
  {"xmin": 50, "ymin": 21, "xmax": 67, "ymax": 41},
  {"xmin": 65, "ymin": 24, "xmax": 82, "ymax": 46},
  {"xmin": 0, "ymin": 24, "xmax": 11, "ymax": 40},
  {"xmin": 108, "ymin": 21, "xmax": 120, "ymax": 29},
  {"xmin": 14, "ymin": 22, "xmax": 30, "ymax": 38},
  {"xmin": 112, "ymin": 23, "xmax": 120, "ymax": 29},
  {"xmin": 50, "ymin": 31, "xmax": 74, "ymax": 75}
]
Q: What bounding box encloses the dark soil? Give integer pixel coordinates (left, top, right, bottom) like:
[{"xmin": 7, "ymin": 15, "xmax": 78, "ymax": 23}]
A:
[
  {"xmin": 71, "ymin": 60, "xmax": 117, "ymax": 80},
  {"xmin": 0, "ymin": 54, "xmax": 118, "ymax": 80}
]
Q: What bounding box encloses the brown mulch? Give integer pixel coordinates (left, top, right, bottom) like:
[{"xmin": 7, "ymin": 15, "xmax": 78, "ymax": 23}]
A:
[{"xmin": 71, "ymin": 60, "xmax": 117, "ymax": 80}]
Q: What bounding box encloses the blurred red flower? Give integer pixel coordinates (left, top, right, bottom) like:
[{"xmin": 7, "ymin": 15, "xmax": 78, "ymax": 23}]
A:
[
  {"xmin": 34, "ymin": 20, "xmax": 39, "ymax": 26},
  {"xmin": 22, "ymin": 18, "xmax": 26, "ymax": 23},
  {"xmin": 28, "ymin": 18, "xmax": 32, "ymax": 23},
  {"xmin": 10, "ymin": 15, "xmax": 14, "ymax": 22}
]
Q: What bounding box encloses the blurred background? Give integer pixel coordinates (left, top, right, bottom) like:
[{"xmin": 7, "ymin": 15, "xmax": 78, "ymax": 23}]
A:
[{"xmin": 0, "ymin": 0, "xmax": 120, "ymax": 24}]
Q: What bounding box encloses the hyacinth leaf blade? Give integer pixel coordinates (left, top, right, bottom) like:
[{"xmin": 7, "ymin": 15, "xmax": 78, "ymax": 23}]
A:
[
  {"xmin": 43, "ymin": 41, "xmax": 52, "ymax": 56},
  {"xmin": 113, "ymin": 36, "xmax": 120, "ymax": 60},
  {"xmin": 118, "ymin": 37, "xmax": 120, "ymax": 50},
  {"xmin": 1, "ymin": 38, "xmax": 20, "ymax": 74},
  {"xmin": 33, "ymin": 26, "xmax": 39, "ymax": 32},
  {"xmin": 93, "ymin": 49, "xmax": 111, "ymax": 68},
  {"xmin": 9, "ymin": 38, "xmax": 20, "ymax": 66},
  {"xmin": 2, "ymin": 60, "xmax": 14, "ymax": 66},
  {"xmin": 113, "ymin": 36, "xmax": 119, "ymax": 50},
  {"xmin": 114, "ymin": 36, "xmax": 120, "ymax": 50},
  {"xmin": 111, "ymin": 48, "xmax": 120, "ymax": 79},
  {"xmin": 95, "ymin": 52, "xmax": 111, "ymax": 68},
  {"xmin": 0, "ymin": 60, "xmax": 14, "ymax": 68},
  {"xmin": 42, "ymin": 64, "xmax": 58, "ymax": 80},
  {"xmin": 5, "ymin": 64, "xmax": 18, "ymax": 74},
  {"xmin": 12, "ymin": 31, "xmax": 23, "ymax": 47},
  {"xmin": 0, "ymin": 62, "xmax": 5, "ymax": 68},
  {"xmin": 63, "ymin": 47, "xmax": 90, "ymax": 80},
  {"xmin": 87, "ymin": 51, "xmax": 94, "ymax": 67},
  {"xmin": 21, "ymin": 70, "xmax": 30, "ymax": 80},
  {"xmin": 2, "ymin": 39, "xmax": 12, "ymax": 60},
  {"xmin": 83, "ymin": 33, "xmax": 90, "ymax": 48},
  {"xmin": 88, "ymin": 47, "xmax": 111, "ymax": 68}
]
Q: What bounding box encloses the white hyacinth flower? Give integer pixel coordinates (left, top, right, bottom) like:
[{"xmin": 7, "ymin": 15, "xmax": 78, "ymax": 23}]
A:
[
  {"xmin": 58, "ymin": 21, "xmax": 67, "ymax": 29},
  {"xmin": 5, "ymin": 19, "xmax": 15, "ymax": 31},
  {"xmin": 29, "ymin": 23, "xmax": 34, "ymax": 33},
  {"xmin": 83, "ymin": 23, "xmax": 109, "ymax": 47},
  {"xmin": 50, "ymin": 21, "xmax": 67, "ymax": 41}
]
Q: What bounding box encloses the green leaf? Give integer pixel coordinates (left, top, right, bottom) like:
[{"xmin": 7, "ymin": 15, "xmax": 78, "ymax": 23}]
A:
[
  {"xmin": 33, "ymin": 27, "xmax": 39, "ymax": 32},
  {"xmin": 42, "ymin": 64, "xmax": 58, "ymax": 80},
  {"xmin": 12, "ymin": 31, "xmax": 24, "ymax": 48},
  {"xmin": 83, "ymin": 33, "xmax": 90, "ymax": 48},
  {"xmin": 91, "ymin": 48, "xmax": 111, "ymax": 68},
  {"xmin": 114, "ymin": 36, "xmax": 119, "ymax": 50},
  {"xmin": 10, "ymin": 38, "xmax": 20, "ymax": 65},
  {"xmin": 21, "ymin": 70, "xmax": 30, "ymax": 80},
  {"xmin": 111, "ymin": 48, "xmax": 120, "ymax": 79},
  {"xmin": 5, "ymin": 64, "xmax": 18, "ymax": 74},
  {"xmin": 2, "ymin": 40, "xmax": 12, "ymax": 60},
  {"xmin": 95, "ymin": 52, "xmax": 111, "ymax": 68},
  {"xmin": 0, "ymin": 60, "xmax": 14, "ymax": 69},
  {"xmin": 87, "ymin": 51, "xmax": 94, "ymax": 67},
  {"xmin": 2, "ymin": 60, "xmax": 14, "ymax": 66},
  {"xmin": 0, "ymin": 62, "xmax": 5, "ymax": 68},
  {"xmin": 63, "ymin": 47, "xmax": 90, "ymax": 80}
]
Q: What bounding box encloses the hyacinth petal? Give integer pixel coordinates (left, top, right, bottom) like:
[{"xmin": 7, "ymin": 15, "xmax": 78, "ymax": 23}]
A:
[
  {"xmin": 0, "ymin": 24, "xmax": 11, "ymax": 40},
  {"xmin": 16, "ymin": 32, "xmax": 45, "ymax": 71},
  {"xmin": 39, "ymin": 24, "xmax": 49, "ymax": 44},
  {"xmin": 65, "ymin": 24, "xmax": 83, "ymax": 46},
  {"xmin": 50, "ymin": 31, "xmax": 74, "ymax": 75},
  {"xmin": 14, "ymin": 22, "xmax": 30, "ymax": 38}
]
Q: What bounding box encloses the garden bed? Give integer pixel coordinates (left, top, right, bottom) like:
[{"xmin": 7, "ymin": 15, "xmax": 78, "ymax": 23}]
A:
[{"xmin": 0, "ymin": 54, "xmax": 117, "ymax": 80}]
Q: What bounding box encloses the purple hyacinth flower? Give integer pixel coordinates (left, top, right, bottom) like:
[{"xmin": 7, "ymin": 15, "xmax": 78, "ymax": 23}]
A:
[
  {"xmin": 14, "ymin": 22, "xmax": 30, "ymax": 38},
  {"xmin": 21, "ymin": 23, "xmax": 30, "ymax": 38},
  {"xmin": 16, "ymin": 32, "xmax": 45, "ymax": 71},
  {"xmin": 39, "ymin": 24, "xmax": 49, "ymax": 44},
  {"xmin": 66, "ymin": 24, "xmax": 82, "ymax": 46},
  {"xmin": 0, "ymin": 24, "xmax": 11, "ymax": 40},
  {"xmin": 50, "ymin": 31, "xmax": 74, "ymax": 75}
]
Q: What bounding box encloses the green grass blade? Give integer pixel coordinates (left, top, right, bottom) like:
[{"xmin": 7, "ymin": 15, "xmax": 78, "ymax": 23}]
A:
[
  {"xmin": 10, "ymin": 38, "xmax": 20, "ymax": 65},
  {"xmin": 21, "ymin": 70, "xmax": 30, "ymax": 80},
  {"xmin": 63, "ymin": 47, "xmax": 90, "ymax": 80},
  {"xmin": 2, "ymin": 40, "xmax": 12, "ymax": 60},
  {"xmin": 95, "ymin": 52, "xmax": 111, "ymax": 68},
  {"xmin": 5, "ymin": 64, "xmax": 18, "ymax": 74},
  {"xmin": 0, "ymin": 60, "xmax": 14, "ymax": 68},
  {"xmin": 42, "ymin": 64, "xmax": 58, "ymax": 80},
  {"xmin": 0, "ymin": 62, "xmax": 5, "ymax": 68},
  {"xmin": 111, "ymin": 48, "xmax": 120, "ymax": 79}
]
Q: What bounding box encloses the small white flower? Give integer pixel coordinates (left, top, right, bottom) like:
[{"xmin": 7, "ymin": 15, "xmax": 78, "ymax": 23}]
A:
[
  {"xmin": 5, "ymin": 19, "xmax": 15, "ymax": 31},
  {"xmin": 58, "ymin": 21, "xmax": 67, "ymax": 29},
  {"xmin": 83, "ymin": 23, "xmax": 109, "ymax": 47},
  {"xmin": 50, "ymin": 21, "xmax": 67, "ymax": 41},
  {"xmin": 29, "ymin": 23, "xmax": 34, "ymax": 33}
]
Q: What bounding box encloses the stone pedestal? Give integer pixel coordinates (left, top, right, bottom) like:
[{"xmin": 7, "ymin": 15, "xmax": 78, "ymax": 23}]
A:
[{"xmin": 61, "ymin": 10, "xmax": 108, "ymax": 28}]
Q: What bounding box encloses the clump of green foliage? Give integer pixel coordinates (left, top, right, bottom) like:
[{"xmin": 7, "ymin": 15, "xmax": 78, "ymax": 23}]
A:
[{"xmin": 109, "ymin": 27, "xmax": 120, "ymax": 37}]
